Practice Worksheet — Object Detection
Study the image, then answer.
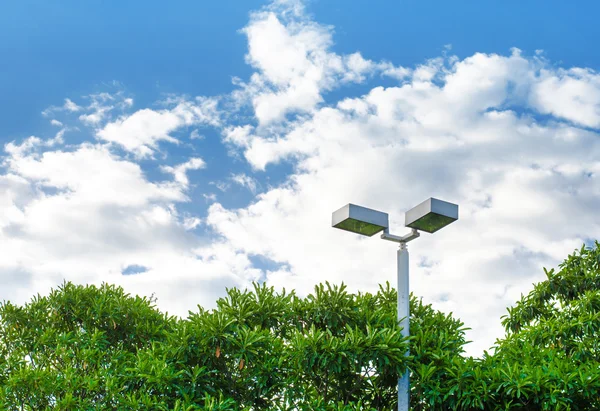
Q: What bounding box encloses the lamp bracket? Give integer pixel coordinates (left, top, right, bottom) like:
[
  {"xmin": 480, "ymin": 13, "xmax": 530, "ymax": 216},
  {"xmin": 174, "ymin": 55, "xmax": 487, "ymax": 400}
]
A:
[{"xmin": 380, "ymin": 228, "xmax": 420, "ymax": 248}]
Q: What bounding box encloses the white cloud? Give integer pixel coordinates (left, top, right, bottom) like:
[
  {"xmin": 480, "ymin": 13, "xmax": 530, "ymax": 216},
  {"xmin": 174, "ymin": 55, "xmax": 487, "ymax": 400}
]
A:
[
  {"xmin": 161, "ymin": 157, "xmax": 206, "ymax": 187},
  {"xmin": 529, "ymin": 67, "xmax": 600, "ymax": 128},
  {"xmin": 0, "ymin": 140, "xmax": 258, "ymax": 316},
  {"xmin": 235, "ymin": 2, "xmax": 409, "ymax": 125},
  {"xmin": 64, "ymin": 99, "xmax": 81, "ymax": 112},
  {"xmin": 211, "ymin": 181, "xmax": 231, "ymax": 192},
  {"xmin": 231, "ymin": 173, "xmax": 258, "ymax": 193},
  {"xmin": 78, "ymin": 93, "xmax": 119, "ymax": 125},
  {"xmin": 379, "ymin": 62, "xmax": 412, "ymax": 81},
  {"xmin": 4, "ymin": 131, "xmax": 65, "ymax": 158},
  {"xmin": 4, "ymin": 144, "xmax": 186, "ymax": 207},
  {"xmin": 182, "ymin": 216, "xmax": 202, "ymax": 230},
  {"xmin": 3, "ymin": 0, "xmax": 600, "ymax": 361},
  {"xmin": 209, "ymin": 94, "xmax": 600, "ymax": 357},
  {"xmin": 190, "ymin": 129, "xmax": 204, "ymax": 140},
  {"xmin": 41, "ymin": 98, "xmax": 82, "ymax": 117},
  {"xmin": 42, "ymin": 92, "xmax": 136, "ymax": 129},
  {"xmin": 205, "ymin": 4, "xmax": 600, "ymax": 357},
  {"xmin": 97, "ymin": 99, "xmax": 220, "ymax": 157},
  {"xmin": 223, "ymin": 125, "xmax": 254, "ymax": 148},
  {"xmin": 203, "ymin": 193, "xmax": 218, "ymax": 202}
]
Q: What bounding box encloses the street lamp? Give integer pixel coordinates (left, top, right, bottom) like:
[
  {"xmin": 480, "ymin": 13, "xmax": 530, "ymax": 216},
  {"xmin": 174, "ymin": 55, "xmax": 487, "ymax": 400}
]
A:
[{"xmin": 331, "ymin": 198, "xmax": 458, "ymax": 410}]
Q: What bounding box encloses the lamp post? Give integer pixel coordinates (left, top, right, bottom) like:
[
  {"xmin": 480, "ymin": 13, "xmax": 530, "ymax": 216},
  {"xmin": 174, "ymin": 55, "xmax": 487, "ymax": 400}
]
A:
[{"xmin": 331, "ymin": 198, "xmax": 458, "ymax": 410}]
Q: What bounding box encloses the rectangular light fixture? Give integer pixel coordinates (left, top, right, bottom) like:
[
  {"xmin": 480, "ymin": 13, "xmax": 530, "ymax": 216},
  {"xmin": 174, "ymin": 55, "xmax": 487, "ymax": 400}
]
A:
[
  {"xmin": 332, "ymin": 203, "xmax": 389, "ymax": 237},
  {"xmin": 405, "ymin": 198, "xmax": 458, "ymax": 233}
]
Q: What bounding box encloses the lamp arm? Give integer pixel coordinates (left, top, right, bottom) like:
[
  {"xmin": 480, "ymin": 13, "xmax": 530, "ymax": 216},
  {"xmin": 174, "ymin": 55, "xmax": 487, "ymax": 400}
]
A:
[{"xmin": 380, "ymin": 228, "xmax": 420, "ymax": 245}]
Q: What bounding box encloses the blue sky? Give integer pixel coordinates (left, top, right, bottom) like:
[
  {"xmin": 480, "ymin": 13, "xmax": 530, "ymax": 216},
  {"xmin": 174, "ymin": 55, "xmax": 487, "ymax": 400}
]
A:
[
  {"xmin": 4, "ymin": 0, "xmax": 599, "ymax": 138},
  {"xmin": 2, "ymin": 0, "xmax": 600, "ymax": 356}
]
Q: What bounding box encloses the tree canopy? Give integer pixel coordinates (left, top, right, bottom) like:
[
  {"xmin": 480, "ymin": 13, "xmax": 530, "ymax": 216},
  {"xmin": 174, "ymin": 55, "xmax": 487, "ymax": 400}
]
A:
[{"xmin": 1, "ymin": 241, "xmax": 600, "ymax": 410}]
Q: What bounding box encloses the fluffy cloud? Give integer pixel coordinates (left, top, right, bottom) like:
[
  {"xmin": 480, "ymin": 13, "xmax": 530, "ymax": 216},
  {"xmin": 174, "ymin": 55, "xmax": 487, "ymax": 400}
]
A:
[
  {"xmin": 0, "ymin": 139, "xmax": 257, "ymax": 316},
  {"xmin": 529, "ymin": 67, "xmax": 600, "ymax": 128},
  {"xmin": 2, "ymin": 0, "xmax": 600, "ymax": 359},
  {"xmin": 4, "ymin": 131, "xmax": 65, "ymax": 158},
  {"xmin": 205, "ymin": 5, "xmax": 600, "ymax": 356},
  {"xmin": 231, "ymin": 173, "xmax": 258, "ymax": 193},
  {"xmin": 42, "ymin": 91, "xmax": 135, "ymax": 132},
  {"xmin": 97, "ymin": 98, "xmax": 220, "ymax": 158},
  {"xmin": 235, "ymin": 0, "xmax": 409, "ymax": 125},
  {"xmin": 78, "ymin": 92, "xmax": 133, "ymax": 126},
  {"xmin": 161, "ymin": 158, "xmax": 207, "ymax": 187}
]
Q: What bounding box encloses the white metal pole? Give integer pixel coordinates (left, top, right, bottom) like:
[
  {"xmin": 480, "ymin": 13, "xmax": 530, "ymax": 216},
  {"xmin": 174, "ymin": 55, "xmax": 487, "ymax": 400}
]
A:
[{"xmin": 397, "ymin": 243, "xmax": 410, "ymax": 410}]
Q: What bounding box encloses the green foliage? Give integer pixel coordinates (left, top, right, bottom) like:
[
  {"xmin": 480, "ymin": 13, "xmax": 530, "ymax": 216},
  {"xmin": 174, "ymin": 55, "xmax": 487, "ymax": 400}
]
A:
[
  {"xmin": 0, "ymin": 282, "xmax": 173, "ymax": 410},
  {"xmin": 1, "ymin": 241, "xmax": 600, "ymax": 409},
  {"xmin": 485, "ymin": 241, "xmax": 600, "ymax": 410}
]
